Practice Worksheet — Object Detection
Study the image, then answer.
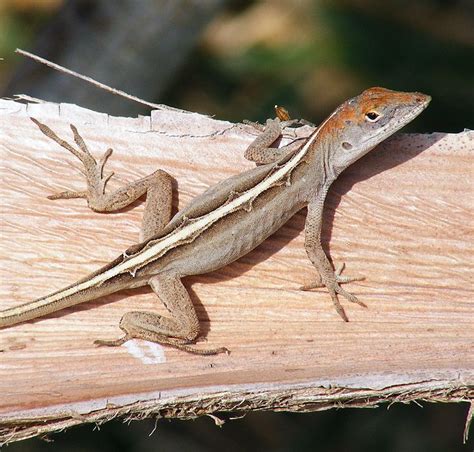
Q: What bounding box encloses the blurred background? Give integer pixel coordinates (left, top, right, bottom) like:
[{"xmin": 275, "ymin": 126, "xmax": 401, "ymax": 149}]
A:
[{"xmin": 1, "ymin": 0, "xmax": 473, "ymax": 450}]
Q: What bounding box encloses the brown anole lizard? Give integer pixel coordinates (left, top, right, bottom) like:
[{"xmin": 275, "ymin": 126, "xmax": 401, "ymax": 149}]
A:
[{"xmin": 0, "ymin": 87, "xmax": 430, "ymax": 354}]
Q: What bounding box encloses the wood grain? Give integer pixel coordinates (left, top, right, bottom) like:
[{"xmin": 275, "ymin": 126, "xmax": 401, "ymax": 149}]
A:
[{"xmin": 0, "ymin": 98, "xmax": 472, "ymax": 443}]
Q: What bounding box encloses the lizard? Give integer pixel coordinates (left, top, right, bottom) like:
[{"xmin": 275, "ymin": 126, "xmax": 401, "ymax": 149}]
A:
[{"xmin": 0, "ymin": 87, "xmax": 431, "ymax": 355}]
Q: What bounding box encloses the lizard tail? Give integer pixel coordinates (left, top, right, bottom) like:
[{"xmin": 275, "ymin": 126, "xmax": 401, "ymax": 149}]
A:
[{"xmin": 0, "ymin": 271, "xmax": 132, "ymax": 329}]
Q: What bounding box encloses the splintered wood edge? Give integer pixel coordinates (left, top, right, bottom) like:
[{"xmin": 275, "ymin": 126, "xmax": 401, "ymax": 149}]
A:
[
  {"xmin": 0, "ymin": 98, "xmax": 473, "ymax": 444},
  {"xmin": 1, "ymin": 378, "xmax": 472, "ymax": 444}
]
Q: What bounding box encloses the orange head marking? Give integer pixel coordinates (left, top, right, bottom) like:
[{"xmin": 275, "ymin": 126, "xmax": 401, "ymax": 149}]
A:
[{"xmin": 318, "ymin": 87, "xmax": 431, "ymax": 177}]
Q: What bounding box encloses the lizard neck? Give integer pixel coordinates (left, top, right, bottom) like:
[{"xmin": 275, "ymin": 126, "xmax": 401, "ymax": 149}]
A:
[
  {"xmin": 300, "ymin": 128, "xmax": 339, "ymax": 200},
  {"xmin": 302, "ymin": 101, "xmax": 354, "ymax": 197}
]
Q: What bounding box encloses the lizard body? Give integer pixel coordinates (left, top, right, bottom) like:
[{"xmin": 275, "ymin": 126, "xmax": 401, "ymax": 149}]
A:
[{"xmin": 0, "ymin": 87, "xmax": 430, "ymax": 354}]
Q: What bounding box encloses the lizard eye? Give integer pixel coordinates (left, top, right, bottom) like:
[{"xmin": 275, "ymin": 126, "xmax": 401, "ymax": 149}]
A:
[{"xmin": 365, "ymin": 111, "xmax": 381, "ymax": 122}]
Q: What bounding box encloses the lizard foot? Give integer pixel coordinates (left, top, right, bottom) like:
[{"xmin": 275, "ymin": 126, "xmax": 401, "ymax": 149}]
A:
[
  {"xmin": 94, "ymin": 334, "xmax": 229, "ymax": 356},
  {"xmin": 300, "ymin": 263, "xmax": 366, "ymax": 322},
  {"xmin": 31, "ymin": 118, "xmax": 115, "ymax": 207},
  {"xmin": 300, "ymin": 263, "xmax": 364, "ymax": 290}
]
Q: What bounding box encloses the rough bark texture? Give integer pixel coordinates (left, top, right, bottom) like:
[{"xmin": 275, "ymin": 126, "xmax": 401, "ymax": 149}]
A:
[{"xmin": 0, "ymin": 98, "xmax": 472, "ymax": 444}]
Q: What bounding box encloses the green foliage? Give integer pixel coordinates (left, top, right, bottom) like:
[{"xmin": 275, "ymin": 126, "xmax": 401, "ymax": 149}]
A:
[{"xmin": 164, "ymin": 2, "xmax": 474, "ymax": 132}]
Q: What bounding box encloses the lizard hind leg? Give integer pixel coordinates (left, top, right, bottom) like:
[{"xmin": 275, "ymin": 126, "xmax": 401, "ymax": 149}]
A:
[
  {"xmin": 31, "ymin": 118, "xmax": 173, "ymax": 242},
  {"xmin": 94, "ymin": 273, "xmax": 229, "ymax": 355}
]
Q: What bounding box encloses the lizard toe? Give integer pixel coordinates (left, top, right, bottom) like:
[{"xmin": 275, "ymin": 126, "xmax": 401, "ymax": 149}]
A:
[
  {"xmin": 328, "ymin": 288, "xmax": 349, "ymax": 322},
  {"xmin": 335, "ymin": 285, "xmax": 367, "ymax": 308},
  {"xmin": 334, "ymin": 262, "xmax": 365, "ymax": 284},
  {"xmin": 47, "ymin": 190, "xmax": 87, "ymax": 200}
]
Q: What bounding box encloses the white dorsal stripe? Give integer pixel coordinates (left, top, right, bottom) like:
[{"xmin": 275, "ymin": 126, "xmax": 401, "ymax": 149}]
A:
[{"xmin": 15, "ymin": 110, "xmax": 338, "ymax": 313}]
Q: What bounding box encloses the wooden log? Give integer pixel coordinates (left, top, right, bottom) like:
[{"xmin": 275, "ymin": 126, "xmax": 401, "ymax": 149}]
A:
[{"xmin": 0, "ymin": 98, "xmax": 472, "ymax": 444}]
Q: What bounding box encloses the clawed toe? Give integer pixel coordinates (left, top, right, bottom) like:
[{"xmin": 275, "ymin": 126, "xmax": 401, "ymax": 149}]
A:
[
  {"xmin": 32, "ymin": 118, "xmax": 118, "ymax": 205},
  {"xmin": 334, "ymin": 262, "xmax": 365, "ymax": 283},
  {"xmin": 94, "ymin": 334, "xmax": 130, "ymax": 347},
  {"xmin": 47, "ymin": 190, "xmax": 87, "ymax": 200},
  {"xmin": 94, "ymin": 334, "xmax": 229, "ymax": 355},
  {"xmin": 302, "ymin": 262, "xmax": 364, "ymax": 292},
  {"xmin": 336, "ymin": 274, "xmax": 365, "ymax": 284},
  {"xmin": 305, "ymin": 262, "xmax": 367, "ymax": 321},
  {"xmin": 335, "ymin": 285, "xmax": 367, "ymax": 308},
  {"xmin": 300, "ymin": 281, "xmax": 324, "ymax": 291}
]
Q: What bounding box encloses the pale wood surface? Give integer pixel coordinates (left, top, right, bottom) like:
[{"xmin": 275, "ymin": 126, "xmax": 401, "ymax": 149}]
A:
[{"xmin": 0, "ymin": 99, "xmax": 472, "ymax": 443}]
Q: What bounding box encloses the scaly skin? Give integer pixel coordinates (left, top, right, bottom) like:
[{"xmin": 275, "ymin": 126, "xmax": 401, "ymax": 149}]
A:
[{"xmin": 0, "ymin": 87, "xmax": 430, "ymax": 354}]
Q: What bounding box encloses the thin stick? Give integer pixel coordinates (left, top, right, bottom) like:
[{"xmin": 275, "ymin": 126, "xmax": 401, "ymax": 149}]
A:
[{"xmin": 15, "ymin": 48, "xmax": 182, "ymax": 112}]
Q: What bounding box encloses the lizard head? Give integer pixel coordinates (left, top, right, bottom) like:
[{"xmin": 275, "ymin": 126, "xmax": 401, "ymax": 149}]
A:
[{"xmin": 323, "ymin": 87, "xmax": 431, "ymax": 176}]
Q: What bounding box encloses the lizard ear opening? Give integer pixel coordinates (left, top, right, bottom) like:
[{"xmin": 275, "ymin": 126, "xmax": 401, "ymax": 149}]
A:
[{"xmin": 342, "ymin": 142, "xmax": 353, "ymax": 150}]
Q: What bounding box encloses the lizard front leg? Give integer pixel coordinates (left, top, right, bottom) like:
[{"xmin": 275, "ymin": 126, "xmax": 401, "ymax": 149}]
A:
[
  {"xmin": 244, "ymin": 117, "xmax": 304, "ymax": 165},
  {"xmin": 244, "ymin": 106, "xmax": 314, "ymax": 165},
  {"xmin": 303, "ymin": 199, "xmax": 365, "ymax": 321},
  {"xmin": 31, "ymin": 118, "xmax": 172, "ymax": 241},
  {"xmin": 95, "ymin": 273, "xmax": 228, "ymax": 355}
]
